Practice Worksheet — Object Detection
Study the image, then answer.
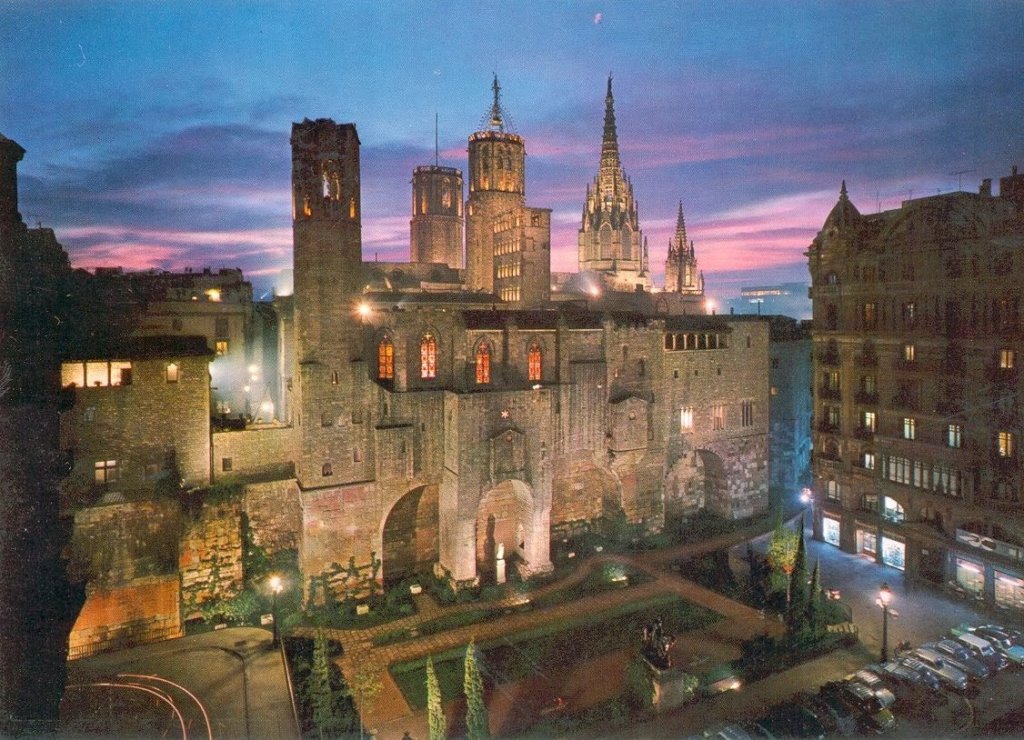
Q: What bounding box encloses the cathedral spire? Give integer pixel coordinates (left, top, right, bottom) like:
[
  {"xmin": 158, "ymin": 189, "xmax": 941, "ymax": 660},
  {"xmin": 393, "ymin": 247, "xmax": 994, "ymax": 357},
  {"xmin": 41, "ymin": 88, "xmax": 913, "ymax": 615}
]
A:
[
  {"xmin": 674, "ymin": 200, "xmax": 688, "ymax": 246},
  {"xmin": 484, "ymin": 74, "xmax": 506, "ymax": 132},
  {"xmin": 601, "ymin": 74, "xmax": 621, "ymax": 177}
]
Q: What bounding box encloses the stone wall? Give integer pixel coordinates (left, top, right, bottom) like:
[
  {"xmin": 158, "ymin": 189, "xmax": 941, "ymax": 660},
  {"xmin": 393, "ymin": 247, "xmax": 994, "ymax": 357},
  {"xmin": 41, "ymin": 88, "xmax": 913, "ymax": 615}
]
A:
[
  {"xmin": 68, "ymin": 576, "xmax": 181, "ymax": 660},
  {"xmin": 179, "ymin": 501, "xmax": 244, "ymax": 616},
  {"xmin": 213, "ymin": 425, "xmax": 295, "ymax": 484},
  {"xmin": 242, "ymin": 478, "xmax": 301, "ymax": 554}
]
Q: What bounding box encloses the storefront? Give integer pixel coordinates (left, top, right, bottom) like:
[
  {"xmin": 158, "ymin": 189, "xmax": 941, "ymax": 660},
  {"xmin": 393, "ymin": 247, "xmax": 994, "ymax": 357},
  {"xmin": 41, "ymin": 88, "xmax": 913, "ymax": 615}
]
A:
[
  {"xmin": 823, "ymin": 516, "xmax": 841, "ymax": 547},
  {"xmin": 994, "ymin": 570, "xmax": 1024, "ymax": 610},
  {"xmin": 857, "ymin": 524, "xmax": 877, "ymax": 557},
  {"xmin": 881, "ymin": 536, "xmax": 906, "ymax": 570},
  {"xmin": 955, "ymin": 557, "xmax": 985, "ymax": 596}
]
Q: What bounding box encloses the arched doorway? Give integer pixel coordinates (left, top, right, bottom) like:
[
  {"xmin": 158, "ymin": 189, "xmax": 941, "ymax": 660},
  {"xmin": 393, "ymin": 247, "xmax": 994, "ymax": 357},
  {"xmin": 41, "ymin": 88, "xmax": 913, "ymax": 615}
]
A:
[
  {"xmin": 476, "ymin": 480, "xmax": 534, "ymax": 583},
  {"xmin": 665, "ymin": 450, "xmax": 727, "ymax": 521},
  {"xmin": 381, "ymin": 484, "xmax": 439, "ymax": 587}
]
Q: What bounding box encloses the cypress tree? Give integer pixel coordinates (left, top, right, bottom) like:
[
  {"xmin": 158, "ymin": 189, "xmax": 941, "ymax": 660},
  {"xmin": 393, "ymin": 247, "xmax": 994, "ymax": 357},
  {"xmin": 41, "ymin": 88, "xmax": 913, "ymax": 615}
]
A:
[
  {"xmin": 427, "ymin": 656, "xmax": 446, "ymax": 740},
  {"xmin": 463, "ymin": 641, "xmax": 490, "ymax": 740},
  {"xmin": 807, "ymin": 559, "xmax": 824, "ymax": 634},
  {"xmin": 788, "ymin": 515, "xmax": 809, "ymax": 632},
  {"xmin": 310, "ymin": 629, "xmax": 335, "ymax": 736}
]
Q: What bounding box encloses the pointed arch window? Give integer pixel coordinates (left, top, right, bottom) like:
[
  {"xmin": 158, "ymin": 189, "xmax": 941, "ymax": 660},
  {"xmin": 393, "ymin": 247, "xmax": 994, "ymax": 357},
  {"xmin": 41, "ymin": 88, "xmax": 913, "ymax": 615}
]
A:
[
  {"xmin": 420, "ymin": 332, "xmax": 437, "ymax": 379},
  {"xmin": 378, "ymin": 336, "xmax": 394, "ymax": 380},
  {"xmin": 528, "ymin": 342, "xmax": 542, "ymax": 382},
  {"xmin": 476, "ymin": 342, "xmax": 491, "ymax": 385}
]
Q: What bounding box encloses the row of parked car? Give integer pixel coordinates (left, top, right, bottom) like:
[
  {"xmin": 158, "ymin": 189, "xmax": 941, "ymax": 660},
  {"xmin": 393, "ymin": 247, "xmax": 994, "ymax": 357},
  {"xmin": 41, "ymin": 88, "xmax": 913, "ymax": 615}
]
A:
[{"xmin": 700, "ymin": 622, "xmax": 1024, "ymax": 738}]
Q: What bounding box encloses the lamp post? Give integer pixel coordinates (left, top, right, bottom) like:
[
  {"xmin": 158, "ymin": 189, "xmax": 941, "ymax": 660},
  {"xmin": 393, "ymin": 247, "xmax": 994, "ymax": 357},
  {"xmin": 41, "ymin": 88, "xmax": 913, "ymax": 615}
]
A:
[
  {"xmin": 270, "ymin": 575, "xmax": 283, "ymax": 647},
  {"xmin": 878, "ymin": 582, "xmax": 892, "ymax": 661}
]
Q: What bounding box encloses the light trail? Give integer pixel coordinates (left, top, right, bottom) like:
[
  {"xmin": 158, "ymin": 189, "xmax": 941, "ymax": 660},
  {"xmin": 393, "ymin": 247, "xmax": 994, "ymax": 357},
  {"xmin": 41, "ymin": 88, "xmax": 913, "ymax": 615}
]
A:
[
  {"xmin": 67, "ymin": 681, "xmax": 188, "ymax": 739},
  {"xmin": 119, "ymin": 672, "xmax": 213, "ymax": 740}
]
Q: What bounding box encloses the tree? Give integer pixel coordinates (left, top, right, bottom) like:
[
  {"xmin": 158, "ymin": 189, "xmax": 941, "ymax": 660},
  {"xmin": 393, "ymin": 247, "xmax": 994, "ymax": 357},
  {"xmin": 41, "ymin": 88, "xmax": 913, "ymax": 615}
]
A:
[
  {"xmin": 427, "ymin": 656, "xmax": 446, "ymax": 740},
  {"xmin": 787, "ymin": 516, "xmax": 809, "ymax": 633},
  {"xmin": 807, "ymin": 559, "xmax": 825, "ymax": 634},
  {"xmin": 463, "ymin": 641, "xmax": 490, "ymax": 740},
  {"xmin": 347, "ymin": 669, "xmax": 382, "ymax": 740},
  {"xmin": 766, "ymin": 515, "xmax": 799, "ymax": 607}
]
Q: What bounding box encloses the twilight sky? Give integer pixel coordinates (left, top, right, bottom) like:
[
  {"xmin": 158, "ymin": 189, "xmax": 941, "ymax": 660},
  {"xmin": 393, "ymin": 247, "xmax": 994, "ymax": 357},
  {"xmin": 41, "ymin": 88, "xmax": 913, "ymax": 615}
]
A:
[{"xmin": 2, "ymin": 2, "xmax": 1023, "ymax": 302}]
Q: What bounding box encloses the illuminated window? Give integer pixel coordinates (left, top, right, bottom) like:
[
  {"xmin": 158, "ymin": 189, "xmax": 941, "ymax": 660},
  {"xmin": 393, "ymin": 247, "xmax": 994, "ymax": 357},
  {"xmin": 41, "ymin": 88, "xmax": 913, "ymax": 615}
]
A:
[
  {"xmin": 680, "ymin": 407, "xmax": 694, "ymax": 432},
  {"xmin": 420, "ymin": 332, "xmax": 437, "ymax": 379},
  {"xmin": 826, "ymin": 480, "xmax": 840, "ymax": 501},
  {"xmin": 999, "ymin": 431, "xmax": 1015, "ymax": 458},
  {"xmin": 166, "ymin": 363, "xmax": 179, "ymax": 383},
  {"xmin": 861, "ymin": 302, "xmax": 877, "ymax": 329},
  {"xmin": 862, "ymin": 411, "xmax": 877, "ymax": 432},
  {"xmin": 903, "ymin": 343, "xmax": 916, "ymax": 362},
  {"xmin": 1000, "ymin": 349, "xmax": 1016, "ymax": 370},
  {"xmin": 94, "ymin": 459, "xmax": 119, "ymax": 485},
  {"xmin": 476, "ymin": 342, "xmax": 491, "ymax": 384},
  {"xmin": 863, "ymin": 451, "xmax": 876, "ymax": 470},
  {"xmin": 215, "ymin": 340, "xmax": 229, "ymax": 356},
  {"xmin": 712, "ymin": 404, "xmax": 725, "ymax": 430},
  {"xmin": 948, "ymin": 424, "xmax": 962, "ymax": 448},
  {"xmin": 528, "ymin": 342, "xmax": 542, "ymax": 382},
  {"xmin": 378, "ymin": 336, "xmax": 394, "ymax": 380},
  {"xmin": 903, "ymin": 417, "xmax": 916, "ymax": 440}
]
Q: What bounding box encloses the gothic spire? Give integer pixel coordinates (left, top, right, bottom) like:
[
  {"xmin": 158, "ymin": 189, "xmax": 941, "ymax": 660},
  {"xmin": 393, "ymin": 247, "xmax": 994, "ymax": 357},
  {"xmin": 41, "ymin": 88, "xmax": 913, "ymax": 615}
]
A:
[
  {"xmin": 600, "ymin": 74, "xmax": 621, "ymax": 177},
  {"xmin": 674, "ymin": 200, "xmax": 688, "ymax": 245},
  {"xmin": 484, "ymin": 74, "xmax": 506, "ymax": 132}
]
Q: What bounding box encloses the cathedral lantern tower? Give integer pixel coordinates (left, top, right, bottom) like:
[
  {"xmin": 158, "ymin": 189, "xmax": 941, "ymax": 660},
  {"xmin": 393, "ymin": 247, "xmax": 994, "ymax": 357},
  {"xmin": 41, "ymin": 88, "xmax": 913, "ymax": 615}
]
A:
[
  {"xmin": 664, "ymin": 201, "xmax": 703, "ymax": 295},
  {"xmin": 578, "ymin": 76, "xmax": 650, "ymax": 292},
  {"xmin": 465, "ymin": 76, "xmax": 526, "ymax": 293},
  {"xmin": 410, "ymin": 163, "xmax": 464, "ymax": 268}
]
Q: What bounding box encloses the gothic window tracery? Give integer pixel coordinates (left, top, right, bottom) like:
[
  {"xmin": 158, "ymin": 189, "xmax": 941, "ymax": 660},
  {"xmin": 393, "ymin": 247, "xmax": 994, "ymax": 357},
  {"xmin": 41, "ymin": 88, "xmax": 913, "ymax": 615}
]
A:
[
  {"xmin": 378, "ymin": 335, "xmax": 394, "ymax": 380},
  {"xmin": 528, "ymin": 342, "xmax": 542, "ymax": 382},
  {"xmin": 420, "ymin": 332, "xmax": 437, "ymax": 379},
  {"xmin": 476, "ymin": 342, "xmax": 492, "ymax": 384}
]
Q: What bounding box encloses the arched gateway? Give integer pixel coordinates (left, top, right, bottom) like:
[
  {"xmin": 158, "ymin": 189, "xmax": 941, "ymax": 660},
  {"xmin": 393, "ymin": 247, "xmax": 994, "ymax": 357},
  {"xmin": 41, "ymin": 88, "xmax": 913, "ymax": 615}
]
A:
[{"xmin": 381, "ymin": 484, "xmax": 439, "ymax": 587}]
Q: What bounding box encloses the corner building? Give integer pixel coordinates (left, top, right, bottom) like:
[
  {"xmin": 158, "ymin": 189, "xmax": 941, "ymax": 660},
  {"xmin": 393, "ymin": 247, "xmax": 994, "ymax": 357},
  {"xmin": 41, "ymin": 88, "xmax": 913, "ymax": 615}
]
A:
[{"xmin": 809, "ymin": 171, "xmax": 1024, "ymax": 609}]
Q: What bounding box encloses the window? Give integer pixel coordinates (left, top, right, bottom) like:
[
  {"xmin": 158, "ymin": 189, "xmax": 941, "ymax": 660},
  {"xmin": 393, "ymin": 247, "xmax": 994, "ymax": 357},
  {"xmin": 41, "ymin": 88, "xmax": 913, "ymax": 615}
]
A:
[
  {"xmin": 862, "ymin": 411, "xmax": 877, "ymax": 432},
  {"xmin": 902, "ymin": 302, "xmax": 917, "ymax": 325},
  {"xmin": 948, "ymin": 424, "xmax": 962, "ymax": 448},
  {"xmin": 321, "ymin": 411, "xmax": 333, "ymax": 427},
  {"xmin": 826, "ymin": 405, "xmax": 840, "ymax": 427},
  {"xmin": 331, "ymin": 370, "xmax": 339, "ymax": 385},
  {"xmin": 862, "ymin": 494, "xmax": 880, "ymax": 513},
  {"xmin": 354, "ymin": 447, "xmax": 362, "ymax": 463},
  {"xmin": 62, "ymin": 360, "xmax": 133, "ymax": 387},
  {"xmin": 712, "ymin": 404, "xmax": 725, "ymax": 430},
  {"xmin": 222, "ymin": 457, "xmax": 233, "ymax": 472},
  {"xmin": 903, "ymin": 343, "xmax": 916, "ymax": 362},
  {"xmin": 94, "ymin": 459, "xmax": 119, "ymax": 485},
  {"xmin": 998, "ymin": 431, "xmax": 1015, "ymax": 458},
  {"xmin": 528, "ymin": 342, "xmax": 542, "ymax": 382},
  {"xmin": 883, "ymin": 496, "xmax": 905, "ymax": 523},
  {"xmin": 902, "ymin": 417, "xmax": 916, "ymax": 440},
  {"xmin": 862, "ymin": 302, "xmax": 877, "ymax": 329},
  {"xmin": 476, "ymin": 342, "xmax": 491, "ymax": 384},
  {"xmin": 215, "ymin": 340, "xmax": 229, "ymax": 356},
  {"xmin": 378, "ymin": 336, "xmax": 394, "ymax": 380},
  {"xmin": 166, "ymin": 363, "xmax": 179, "ymax": 383},
  {"xmin": 1000, "ymin": 349, "xmax": 1016, "ymax": 370},
  {"xmin": 83, "ymin": 406, "xmax": 96, "ymax": 422},
  {"xmin": 741, "ymin": 400, "xmax": 754, "ymax": 427},
  {"xmin": 420, "ymin": 332, "xmax": 437, "ymax": 379},
  {"xmin": 680, "ymin": 407, "xmax": 694, "ymax": 432},
  {"xmin": 322, "ymin": 463, "xmax": 333, "ymax": 477},
  {"xmin": 863, "ymin": 451, "xmax": 876, "ymax": 470},
  {"xmin": 826, "ymin": 480, "xmax": 840, "ymax": 501}
]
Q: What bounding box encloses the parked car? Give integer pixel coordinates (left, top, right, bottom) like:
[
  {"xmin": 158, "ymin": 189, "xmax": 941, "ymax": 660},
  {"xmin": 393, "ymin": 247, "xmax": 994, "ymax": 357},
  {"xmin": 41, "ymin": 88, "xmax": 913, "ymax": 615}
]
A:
[
  {"xmin": 972, "ymin": 626, "xmax": 1024, "ymax": 667},
  {"xmin": 872, "ymin": 662, "xmax": 944, "ymax": 708},
  {"xmin": 700, "ymin": 721, "xmax": 754, "ymax": 739},
  {"xmin": 752, "ymin": 702, "xmax": 827, "ymax": 739},
  {"xmin": 910, "ymin": 647, "xmax": 969, "ymax": 692},
  {"xmin": 845, "ymin": 669, "xmax": 896, "ymax": 708},
  {"xmin": 949, "ymin": 630, "xmax": 1010, "ymax": 672},
  {"xmin": 926, "ymin": 640, "xmax": 990, "ymax": 681},
  {"xmin": 897, "ymin": 656, "xmax": 946, "ymax": 692},
  {"xmin": 819, "ymin": 681, "xmax": 897, "ymax": 734}
]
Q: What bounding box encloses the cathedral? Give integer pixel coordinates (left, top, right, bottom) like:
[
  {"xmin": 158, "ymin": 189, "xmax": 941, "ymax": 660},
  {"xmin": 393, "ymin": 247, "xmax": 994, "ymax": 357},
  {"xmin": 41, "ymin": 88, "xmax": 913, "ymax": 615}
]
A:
[{"xmin": 4, "ymin": 77, "xmax": 771, "ymax": 656}]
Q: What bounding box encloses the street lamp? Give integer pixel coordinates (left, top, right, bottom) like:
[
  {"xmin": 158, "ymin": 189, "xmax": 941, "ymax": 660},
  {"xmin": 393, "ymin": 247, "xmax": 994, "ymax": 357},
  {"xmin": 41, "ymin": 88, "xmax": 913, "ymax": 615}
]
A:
[
  {"xmin": 269, "ymin": 575, "xmax": 283, "ymax": 647},
  {"xmin": 878, "ymin": 582, "xmax": 892, "ymax": 661}
]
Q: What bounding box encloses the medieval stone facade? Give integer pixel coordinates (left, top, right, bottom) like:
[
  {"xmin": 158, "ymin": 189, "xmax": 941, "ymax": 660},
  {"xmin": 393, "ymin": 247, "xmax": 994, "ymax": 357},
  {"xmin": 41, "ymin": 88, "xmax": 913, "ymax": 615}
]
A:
[{"xmin": 809, "ymin": 170, "xmax": 1024, "ymax": 608}]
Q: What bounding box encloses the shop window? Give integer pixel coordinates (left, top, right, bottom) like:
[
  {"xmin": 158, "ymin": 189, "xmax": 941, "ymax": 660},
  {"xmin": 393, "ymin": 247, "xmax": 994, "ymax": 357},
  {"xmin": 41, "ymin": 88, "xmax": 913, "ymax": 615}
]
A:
[
  {"xmin": 956, "ymin": 558, "xmax": 984, "ymax": 595},
  {"xmin": 823, "ymin": 517, "xmax": 841, "ymax": 546}
]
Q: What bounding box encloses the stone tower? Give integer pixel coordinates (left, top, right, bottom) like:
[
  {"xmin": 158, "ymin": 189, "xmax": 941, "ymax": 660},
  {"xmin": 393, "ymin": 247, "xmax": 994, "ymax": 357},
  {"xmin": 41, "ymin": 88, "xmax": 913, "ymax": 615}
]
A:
[
  {"xmin": 663, "ymin": 201, "xmax": 703, "ymax": 295},
  {"xmin": 465, "ymin": 76, "xmax": 526, "ymax": 294},
  {"xmin": 578, "ymin": 76, "xmax": 650, "ymax": 292},
  {"xmin": 290, "ymin": 119, "xmax": 375, "ymax": 488},
  {"xmin": 410, "ymin": 164, "xmax": 464, "ymax": 268}
]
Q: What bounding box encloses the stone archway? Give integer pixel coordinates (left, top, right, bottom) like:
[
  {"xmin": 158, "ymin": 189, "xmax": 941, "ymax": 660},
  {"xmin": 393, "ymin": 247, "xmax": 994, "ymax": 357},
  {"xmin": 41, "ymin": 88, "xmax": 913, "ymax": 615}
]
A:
[
  {"xmin": 381, "ymin": 484, "xmax": 439, "ymax": 587},
  {"xmin": 664, "ymin": 449, "xmax": 727, "ymax": 521},
  {"xmin": 476, "ymin": 480, "xmax": 534, "ymax": 583}
]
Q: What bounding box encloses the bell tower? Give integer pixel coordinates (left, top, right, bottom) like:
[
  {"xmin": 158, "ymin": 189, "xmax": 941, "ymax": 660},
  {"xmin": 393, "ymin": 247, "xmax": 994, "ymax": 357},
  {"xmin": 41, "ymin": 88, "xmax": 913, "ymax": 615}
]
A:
[{"xmin": 465, "ymin": 76, "xmax": 526, "ymax": 293}]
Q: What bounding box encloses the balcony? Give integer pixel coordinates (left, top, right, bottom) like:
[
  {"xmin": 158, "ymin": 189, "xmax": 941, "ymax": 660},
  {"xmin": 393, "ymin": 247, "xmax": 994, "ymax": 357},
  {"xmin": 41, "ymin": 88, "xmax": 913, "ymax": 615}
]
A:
[
  {"xmin": 855, "ymin": 352, "xmax": 879, "ymax": 368},
  {"xmin": 853, "ymin": 425, "xmax": 875, "ymax": 440},
  {"xmin": 818, "ymin": 386, "xmax": 842, "ymax": 401},
  {"xmin": 893, "ymin": 358, "xmax": 925, "ymax": 373},
  {"xmin": 817, "ymin": 351, "xmax": 841, "ymax": 367},
  {"xmin": 817, "ymin": 420, "xmax": 841, "ymax": 434},
  {"xmin": 855, "ymin": 390, "xmax": 879, "ymax": 405}
]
